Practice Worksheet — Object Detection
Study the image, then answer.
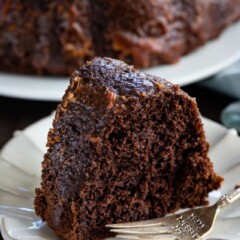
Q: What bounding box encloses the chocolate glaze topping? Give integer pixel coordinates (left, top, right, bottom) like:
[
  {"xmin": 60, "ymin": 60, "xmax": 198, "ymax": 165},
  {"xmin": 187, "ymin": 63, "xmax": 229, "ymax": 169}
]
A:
[{"xmin": 1, "ymin": 0, "xmax": 240, "ymax": 75}]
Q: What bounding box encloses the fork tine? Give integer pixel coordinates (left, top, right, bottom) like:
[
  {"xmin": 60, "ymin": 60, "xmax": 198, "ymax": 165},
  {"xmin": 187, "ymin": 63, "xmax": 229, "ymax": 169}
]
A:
[
  {"xmin": 108, "ymin": 189, "xmax": 240, "ymax": 240},
  {"xmin": 106, "ymin": 220, "xmax": 166, "ymax": 229},
  {"xmin": 115, "ymin": 234, "xmax": 141, "ymax": 240},
  {"xmin": 110, "ymin": 226, "xmax": 172, "ymax": 235},
  {"xmin": 116, "ymin": 233, "xmax": 177, "ymax": 240}
]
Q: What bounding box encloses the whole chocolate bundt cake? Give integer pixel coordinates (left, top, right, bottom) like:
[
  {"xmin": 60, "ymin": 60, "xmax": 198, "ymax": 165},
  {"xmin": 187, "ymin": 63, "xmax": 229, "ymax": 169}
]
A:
[
  {"xmin": 34, "ymin": 58, "xmax": 223, "ymax": 240},
  {"xmin": 1, "ymin": 0, "xmax": 240, "ymax": 75}
]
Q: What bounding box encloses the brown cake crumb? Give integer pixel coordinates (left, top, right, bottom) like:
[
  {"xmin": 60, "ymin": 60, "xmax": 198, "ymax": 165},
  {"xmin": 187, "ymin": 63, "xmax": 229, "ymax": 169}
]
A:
[{"xmin": 35, "ymin": 58, "xmax": 223, "ymax": 240}]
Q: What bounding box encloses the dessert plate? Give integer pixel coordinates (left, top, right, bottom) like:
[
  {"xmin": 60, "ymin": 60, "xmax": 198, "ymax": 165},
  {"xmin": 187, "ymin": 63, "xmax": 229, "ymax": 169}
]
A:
[
  {"xmin": 0, "ymin": 21, "xmax": 240, "ymax": 101},
  {"xmin": 0, "ymin": 115, "xmax": 240, "ymax": 239}
]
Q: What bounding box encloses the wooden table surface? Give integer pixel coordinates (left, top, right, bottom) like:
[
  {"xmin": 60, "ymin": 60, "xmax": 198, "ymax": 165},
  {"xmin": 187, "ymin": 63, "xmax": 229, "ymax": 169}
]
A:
[{"xmin": 0, "ymin": 82, "xmax": 236, "ymax": 240}]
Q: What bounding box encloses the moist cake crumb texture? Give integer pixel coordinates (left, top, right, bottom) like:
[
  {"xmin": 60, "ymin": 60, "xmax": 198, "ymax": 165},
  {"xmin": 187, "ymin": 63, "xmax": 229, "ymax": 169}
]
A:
[{"xmin": 34, "ymin": 57, "xmax": 223, "ymax": 240}]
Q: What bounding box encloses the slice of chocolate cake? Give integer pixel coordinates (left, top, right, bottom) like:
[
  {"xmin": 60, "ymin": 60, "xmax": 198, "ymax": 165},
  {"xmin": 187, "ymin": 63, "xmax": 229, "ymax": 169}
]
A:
[{"xmin": 34, "ymin": 58, "xmax": 223, "ymax": 240}]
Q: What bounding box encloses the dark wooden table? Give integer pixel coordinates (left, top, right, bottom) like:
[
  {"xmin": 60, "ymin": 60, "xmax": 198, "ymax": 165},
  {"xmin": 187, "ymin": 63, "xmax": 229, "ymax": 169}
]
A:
[{"xmin": 0, "ymin": 82, "xmax": 236, "ymax": 240}]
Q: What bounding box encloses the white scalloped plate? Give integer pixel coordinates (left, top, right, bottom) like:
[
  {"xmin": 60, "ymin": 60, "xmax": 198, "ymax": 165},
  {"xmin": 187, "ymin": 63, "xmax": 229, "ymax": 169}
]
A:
[
  {"xmin": 0, "ymin": 115, "xmax": 240, "ymax": 239},
  {"xmin": 0, "ymin": 21, "xmax": 240, "ymax": 101}
]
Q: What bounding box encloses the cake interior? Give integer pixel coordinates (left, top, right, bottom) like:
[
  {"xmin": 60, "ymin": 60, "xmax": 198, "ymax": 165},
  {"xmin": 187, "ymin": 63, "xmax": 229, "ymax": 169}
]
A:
[
  {"xmin": 39, "ymin": 84, "xmax": 220, "ymax": 237},
  {"xmin": 34, "ymin": 57, "xmax": 223, "ymax": 239}
]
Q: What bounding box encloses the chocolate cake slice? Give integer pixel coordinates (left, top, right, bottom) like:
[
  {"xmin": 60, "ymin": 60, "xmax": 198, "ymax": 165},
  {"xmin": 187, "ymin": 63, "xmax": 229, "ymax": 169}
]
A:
[{"xmin": 34, "ymin": 58, "xmax": 223, "ymax": 240}]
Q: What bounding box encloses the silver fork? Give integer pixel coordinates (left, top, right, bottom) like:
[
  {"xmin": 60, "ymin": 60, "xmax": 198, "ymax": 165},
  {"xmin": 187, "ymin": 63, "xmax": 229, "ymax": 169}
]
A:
[{"xmin": 106, "ymin": 188, "xmax": 240, "ymax": 240}]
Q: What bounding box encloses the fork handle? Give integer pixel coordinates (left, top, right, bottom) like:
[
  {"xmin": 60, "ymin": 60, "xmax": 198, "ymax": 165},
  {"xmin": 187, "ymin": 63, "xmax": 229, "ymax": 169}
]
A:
[{"xmin": 216, "ymin": 188, "xmax": 240, "ymax": 209}]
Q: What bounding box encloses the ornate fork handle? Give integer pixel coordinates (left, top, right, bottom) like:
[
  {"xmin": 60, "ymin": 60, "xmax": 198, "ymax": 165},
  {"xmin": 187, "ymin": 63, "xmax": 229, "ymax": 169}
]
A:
[{"xmin": 216, "ymin": 188, "xmax": 240, "ymax": 209}]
